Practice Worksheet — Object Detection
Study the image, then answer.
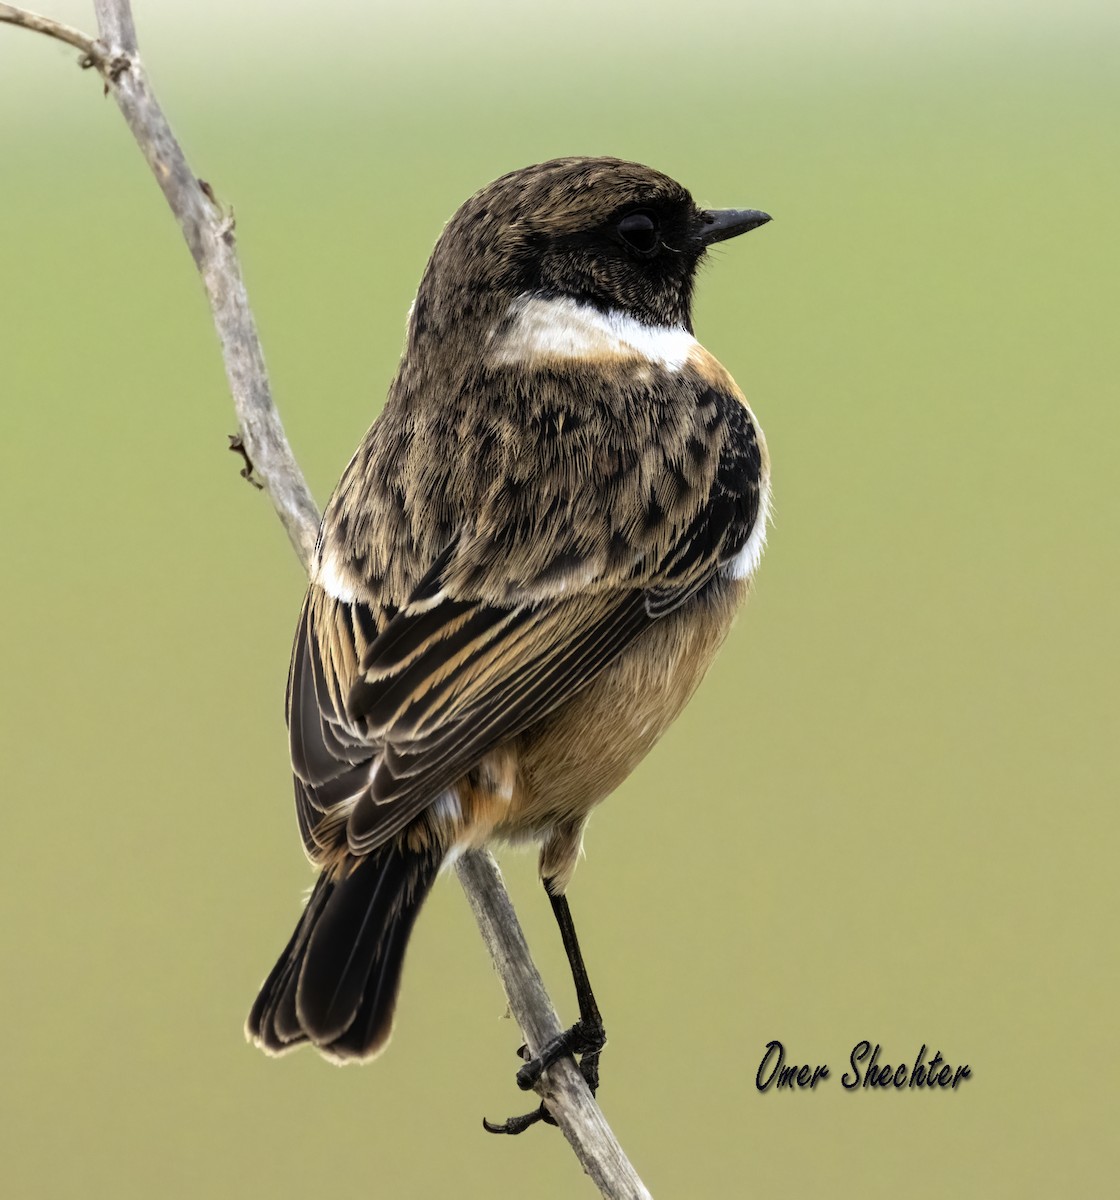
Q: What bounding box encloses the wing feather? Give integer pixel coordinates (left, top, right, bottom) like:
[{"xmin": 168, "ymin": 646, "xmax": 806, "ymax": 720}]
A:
[{"xmin": 345, "ymin": 590, "xmax": 653, "ymax": 853}]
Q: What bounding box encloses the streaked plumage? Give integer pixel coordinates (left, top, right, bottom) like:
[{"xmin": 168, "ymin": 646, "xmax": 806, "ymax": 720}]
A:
[{"xmin": 247, "ymin": 157, "xmax": 772, "ymax": 1084}]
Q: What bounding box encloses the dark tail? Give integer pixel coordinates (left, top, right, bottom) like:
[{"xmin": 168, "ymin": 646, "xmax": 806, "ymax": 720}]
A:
[{"xmin": 247, "ymin": 844, "xmax": 440, "ymax": 1063}]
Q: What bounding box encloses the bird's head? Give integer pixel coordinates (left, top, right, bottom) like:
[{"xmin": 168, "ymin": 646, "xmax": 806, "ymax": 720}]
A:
[{"xmin": 407, "ymin": 157, "xmax": 770, "ymax": 350}]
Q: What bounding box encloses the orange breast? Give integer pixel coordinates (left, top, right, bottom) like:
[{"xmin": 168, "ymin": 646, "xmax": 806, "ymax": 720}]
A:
[{"xmin": 502, "ymin": 576, "xmax": 748, "ymax": 836}]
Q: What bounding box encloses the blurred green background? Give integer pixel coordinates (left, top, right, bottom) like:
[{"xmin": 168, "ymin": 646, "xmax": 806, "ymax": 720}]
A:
[{"xmin": 2, "ymin": 1, "xmax": 1117, "ymax": 1196}]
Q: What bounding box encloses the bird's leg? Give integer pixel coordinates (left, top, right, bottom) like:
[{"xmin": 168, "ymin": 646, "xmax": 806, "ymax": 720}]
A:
[
  {"xmin": 484, "ymin": 885, "xmax": 606, "ymax": 1136},
  {"xmin": 516, "ymin": 889, "xmax": 606, "ymax": 1094}
]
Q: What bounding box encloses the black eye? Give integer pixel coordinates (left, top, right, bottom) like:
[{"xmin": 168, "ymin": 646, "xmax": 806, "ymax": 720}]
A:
[{"xmin": 616, "ymin": 210, "xmax": 660, "ymax": 256}]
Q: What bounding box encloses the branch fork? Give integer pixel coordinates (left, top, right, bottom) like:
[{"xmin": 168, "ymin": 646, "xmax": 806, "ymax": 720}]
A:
[{"xmin": 80, "ymin": 44, "xmax": 131, "ymax": 82}]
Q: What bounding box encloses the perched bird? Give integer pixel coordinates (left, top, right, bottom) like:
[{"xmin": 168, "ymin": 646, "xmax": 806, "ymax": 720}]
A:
[{"xmin": 247, "ymin": 156, "xmax": 772, "ymax": 1132}]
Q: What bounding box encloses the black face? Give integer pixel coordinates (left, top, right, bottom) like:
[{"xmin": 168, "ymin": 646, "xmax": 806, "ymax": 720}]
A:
[{"xmin": 520, "ymin": 191, "xmax": 709, "ymax": 331}]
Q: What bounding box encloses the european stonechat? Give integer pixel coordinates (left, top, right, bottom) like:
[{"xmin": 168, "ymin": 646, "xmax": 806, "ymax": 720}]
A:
[{"xmin": 247, "ymin": 157, "xmax": 771, "ymax": 1133}]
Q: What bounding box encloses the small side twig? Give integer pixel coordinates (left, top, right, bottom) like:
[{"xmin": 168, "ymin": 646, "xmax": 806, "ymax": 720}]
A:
[
  {"xmin": 228, "ymin": 435, "xmax": 264, "ymax": 490},
  {"xmin": 0, "ymin": 3, "xmax": 126, "ymax": 77},
  {"xmin": 4, "ymin": 3, "xmax": 652, "ymax": 1197}
]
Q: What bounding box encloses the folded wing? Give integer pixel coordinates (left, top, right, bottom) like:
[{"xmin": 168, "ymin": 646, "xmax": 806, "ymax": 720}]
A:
[{"xmin": 287, "ymin": 383, "xmax": 765, "ymax": 861}]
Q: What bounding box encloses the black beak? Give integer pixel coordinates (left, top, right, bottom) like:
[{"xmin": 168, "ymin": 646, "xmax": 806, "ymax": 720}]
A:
[{"xmin": 699, "ymin": 208, "xmax": 772, "ymax": 247}]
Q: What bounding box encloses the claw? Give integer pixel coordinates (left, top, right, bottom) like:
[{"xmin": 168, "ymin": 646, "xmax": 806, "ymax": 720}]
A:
[{"xmin": 482, "ymin": 1103, "xmax": 557, "ymax": 1135}]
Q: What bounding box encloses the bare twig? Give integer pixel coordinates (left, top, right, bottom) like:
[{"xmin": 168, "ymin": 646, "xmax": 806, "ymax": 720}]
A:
[
  {"xmin": 0, "ymin": 3, "xmax": 106, "ymax": 66},
  {"xmin": 5, "ymin": 2, "xmax": 651, "ymax": 1195},
  {"xmin": 93, "ymin": 0, "xmax": 321, "ymax": 566}
]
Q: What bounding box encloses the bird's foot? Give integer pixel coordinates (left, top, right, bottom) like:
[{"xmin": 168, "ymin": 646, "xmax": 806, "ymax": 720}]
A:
[
  {"xmin": 515, "ymin": 1018, "xmax": 605, "ymax": 1093},
  {"xmin": 482, "ymin": 1021, "xmax": 606, "ymax": 1136}
]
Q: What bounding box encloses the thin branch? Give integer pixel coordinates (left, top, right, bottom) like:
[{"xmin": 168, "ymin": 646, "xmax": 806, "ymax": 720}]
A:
[
  {"xmin": 4, "ymin": 2, "xmax": 651, "ymax": 1195},
  {"xmin": 86, "ymin": 0, "xmax": 321, "ymax": 567},
  {"xmin": 0, "ymin": 2, "xmax": 94, "ymax": 56}
]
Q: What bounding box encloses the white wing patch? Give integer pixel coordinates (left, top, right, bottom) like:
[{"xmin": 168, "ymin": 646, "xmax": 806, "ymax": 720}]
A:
[
  {"xmin": 491, "ymin": 295, "xmax": 698, "ymax": 373},
  {"xmin": 725, "ymin": 473, "xmax": 772, "ymax": 581},
  {"xmin": 315, "ymin": 548, "xmax": 360, "ymax": 603}
]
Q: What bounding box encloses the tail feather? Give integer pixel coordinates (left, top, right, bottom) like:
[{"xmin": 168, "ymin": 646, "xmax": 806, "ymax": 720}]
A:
[
  {"xmin": 326, "ymin": 914, "xmax": 415, "ymax": 1060},
  {"xmin": 297, "ymin": 855, "xmax": 403, "ymax": 1044},
  {"xmin": 247, "ymin": 872, "xmax": 335, "ymax": 1052},
  {"xmin": 247, "ymin": 845, "xmax": 439, "ymax": 1062}
]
